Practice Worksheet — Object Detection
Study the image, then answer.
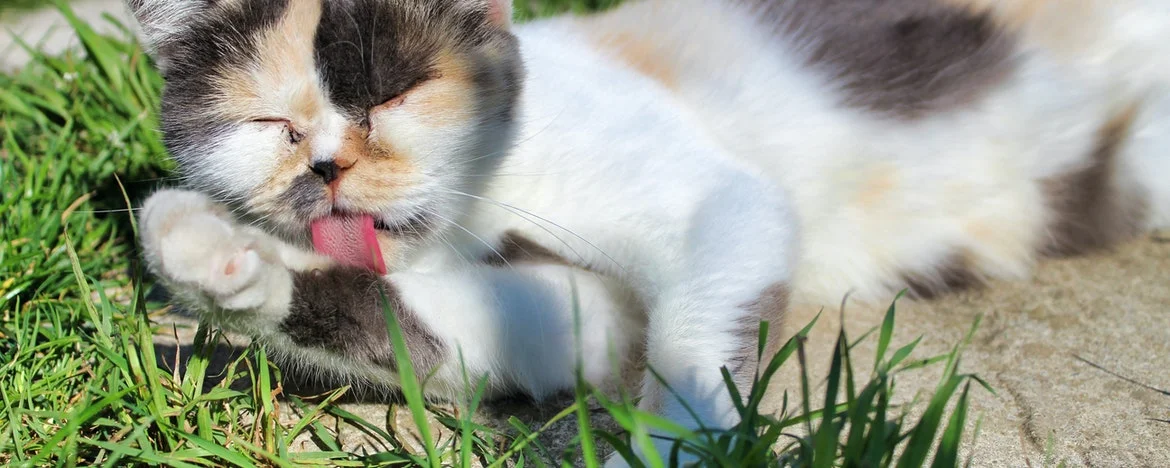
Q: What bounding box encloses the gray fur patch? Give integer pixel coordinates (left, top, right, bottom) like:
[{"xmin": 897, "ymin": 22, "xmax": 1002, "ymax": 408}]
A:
[
  {"xmin": 898, "ymin": 250, "xmax": 980, "ymax": 299},
  {"xmin": 1042, "ymin": 107, "xmax": 1149, "ymax": 256},
  {"xmin": 281, "ymin": 172, "xmax": 328, "ymax": 220},
  {"xmin": 753, "ymin": 0, "xmax": 1016, "ymax": 118},
  {"xmin": 732, "ymin": 283, "xmax": 790, "ymax": 383},
  {"xmin": 484, "ymin": 230, "xmax": 573, "ymax": 267},
  {"xmin": 281, "ymin": 267, "xmax": 447, "ymax": 373}
]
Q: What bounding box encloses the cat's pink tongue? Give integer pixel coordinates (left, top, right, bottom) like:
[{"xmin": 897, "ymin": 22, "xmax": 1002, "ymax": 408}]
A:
[{"xmin": 310, "ymin": 215, "xmax": 387, "ymax": 275}]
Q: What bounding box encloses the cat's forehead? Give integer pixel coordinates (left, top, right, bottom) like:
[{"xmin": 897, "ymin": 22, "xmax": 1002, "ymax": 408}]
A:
[
  {"xmin": 174, "ymin": 0, "xmax": 492, "ymax": 58},
  {"xmin": 163, "ymin": 0, "xmax": 499, "ymax": 119}
]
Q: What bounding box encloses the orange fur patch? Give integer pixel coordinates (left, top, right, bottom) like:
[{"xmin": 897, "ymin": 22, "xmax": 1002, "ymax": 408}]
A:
[
  {"xmin": 336, "ymin": 126, "xmax": 370, "ymax": 170},
  {"xmin": 337, "ymin": 123, "xmax": 417, "ymax": 207},
  {"xmin": 408, "ymin": 53, "xmax": 479, "ymax": 124},
  {"xmin": 854, "ymin": 165, "xmax": 899, "ymax": 210},
  {"xmin": 587, "ymin": 31, "xmax": 678, "ymax": 90},
  {"xmin": 211, "ymin": 0, "xmax": 325, "ymax": 122},
  {"xmin": 334, "ymin": 52, "xmax": 476, "ymax": 208}
]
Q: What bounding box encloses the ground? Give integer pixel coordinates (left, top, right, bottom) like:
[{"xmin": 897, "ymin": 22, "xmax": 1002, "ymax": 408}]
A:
[{"xmin": 783, "ymin": 236, "xmax": 1170, "ymax": 466}]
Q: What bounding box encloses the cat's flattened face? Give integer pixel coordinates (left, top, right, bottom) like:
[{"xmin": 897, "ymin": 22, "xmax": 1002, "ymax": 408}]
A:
[{"xmin": 135, "ymin": 0, "xmax": 522, "ymax": 250}]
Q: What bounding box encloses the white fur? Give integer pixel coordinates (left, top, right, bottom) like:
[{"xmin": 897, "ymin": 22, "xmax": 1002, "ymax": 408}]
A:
[
  {"xmin": 310, "ymin": 111, "xmax": 348, "ymax": 166},
  {"xmin": 197, "ymin": 124, "xmax": 291, "ymax": 198},
  {"xmin": 390, "ymin": 264, "xmax": 641, "ymax": 398},
  {"xmin": 137, "ymin": 0, "xmax": 1170, "ymax": 465},
  {"xmin": 1131, "ymin": 93, "xmax": 1170, "ymax": 228},
  {"xmin": 128, "ymin": 0, "xmax": 203, "ymax": 50}
]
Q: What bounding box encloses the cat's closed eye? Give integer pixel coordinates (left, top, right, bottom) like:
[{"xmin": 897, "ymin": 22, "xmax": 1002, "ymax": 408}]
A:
[
  {"xmin": 251, "ymin": 118, "xmax": 304, "ymax": 144},
  {"xmin": 373, "ymin": 72, "xmax": 444, "ymax": 114}
]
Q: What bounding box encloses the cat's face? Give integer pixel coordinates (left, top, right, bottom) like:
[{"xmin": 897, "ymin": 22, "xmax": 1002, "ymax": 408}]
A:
[{"xmin": 131, "ymin": 0, "xmax": 522, "ymax": 259}]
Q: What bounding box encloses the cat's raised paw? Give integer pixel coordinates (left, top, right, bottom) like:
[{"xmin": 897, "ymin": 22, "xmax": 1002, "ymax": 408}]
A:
[{"xmin": 140, "ymin": 190, "xmax": 291, "ymax": 313}]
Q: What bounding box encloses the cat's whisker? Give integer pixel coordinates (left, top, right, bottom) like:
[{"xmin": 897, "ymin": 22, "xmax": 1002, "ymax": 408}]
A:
[
  {"xmin": 425, "ymin": 211, "xmax": 475, "ymax": 267},
  {"xmin": 65, "ymin": 208, "xmax": 144, "ymax": 215},
  {"xmin": 317, "ymin": 40, "xmax": 363, "ymax": 58},
  {"xmin": 433, "ymin": 232, "xmax": 463, "ymax": 263},
  {"xmin": 439, "ymin": 189, "xmax": 587, "ymax": 260},
  {"xmin": 462, "ymin": 172, "xmax": 564, "ymax": 178},
  {"xmin": 340, "ymin": 6, "xmax": 369, "ymax": 86},
  {"xmin": 457, "ymin": 109, "xmax": 572, "ymax": 167},
  {"xmin": 423, "ymin": 209, "xmax": 511, "ymax": 268},
  {"xmin": 119, "ymin": 175, "xmax": 184, "ymax": 184},
  {"xmin": 438, "ymin": 189, "xmax": 627, "ymax": 274}
]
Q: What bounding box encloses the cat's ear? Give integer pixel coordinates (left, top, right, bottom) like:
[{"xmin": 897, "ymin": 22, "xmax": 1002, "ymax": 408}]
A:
[
  {"xmin": 126, "ymin": 0, "xmax": 206, "ymax": 64},
  {"xmin": 484, "ymin": 0, "xmax": 513, "ymax": 29}
]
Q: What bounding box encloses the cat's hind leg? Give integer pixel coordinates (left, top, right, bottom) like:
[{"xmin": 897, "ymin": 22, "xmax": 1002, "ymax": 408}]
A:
[
  {"xmin": 1126, "ymin": 94, "xmax": 1170, "ymax": 231},
  {"xmin": 1005, "ymin": 0, "xmax": 1170, "ymax": 232},
  {"xmin": 619, "ymin": 175, "xmax": 798, "ymax": 466}
]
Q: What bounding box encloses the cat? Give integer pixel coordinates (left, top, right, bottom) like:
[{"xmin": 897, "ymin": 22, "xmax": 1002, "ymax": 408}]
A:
[{"xmin": 130, "ymin": 0, "xmax": 1170, "ymax": 464}]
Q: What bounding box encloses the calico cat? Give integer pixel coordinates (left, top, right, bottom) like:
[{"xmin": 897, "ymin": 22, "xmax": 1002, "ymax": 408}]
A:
[{"xmin": 131, "ymin": 0, "xmax": 1170, "ymax": 463}]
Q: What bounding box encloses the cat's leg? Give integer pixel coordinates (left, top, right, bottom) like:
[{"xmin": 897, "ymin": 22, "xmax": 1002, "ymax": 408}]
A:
[
  {"xmin": 622, "ymin": 178, "xmax": 798, "ymax": 465},
  {"xmin": 140, "ymin": 189, "xmax": 639, "ymax": 398},
  {"xmin": 363, "ymin": 264, "xmax": 640, "ymax": 399},
  {"xmin": 1007, "ymin": 0, "xmax": 1170, "ymax": 232}
]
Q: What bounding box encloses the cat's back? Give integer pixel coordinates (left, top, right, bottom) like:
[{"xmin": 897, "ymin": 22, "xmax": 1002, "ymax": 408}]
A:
[
  {"xmin": 510, "ymin": 0, "xmax": 1055, "ymax": 175},
  {"xmin": 536, "ymin": 0, "xmax": 1024, "ymax": 116},
  {"xmin": 509, "ymin": 0, "xmax": 1170, "ymax": 304}
]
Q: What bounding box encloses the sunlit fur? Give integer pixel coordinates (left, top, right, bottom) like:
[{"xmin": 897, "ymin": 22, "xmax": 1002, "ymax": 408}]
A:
[{"xmin": 134, "ymin": 0, "xmax": 1170, "ymax": 464}]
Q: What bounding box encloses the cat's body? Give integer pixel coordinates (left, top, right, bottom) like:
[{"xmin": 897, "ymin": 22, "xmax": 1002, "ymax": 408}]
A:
[{"xmin": 133, "ymin": 0, "xmax": 1170, "ymax": 463}]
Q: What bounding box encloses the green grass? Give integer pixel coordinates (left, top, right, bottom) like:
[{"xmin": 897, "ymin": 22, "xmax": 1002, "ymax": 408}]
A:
[
  {"xmin": 0, "ymin": 0, "xmax": 56, "ymax": 14},
  {"xmin": 0, "ymin": 2, "xmax": 988, "ymax": 466}
]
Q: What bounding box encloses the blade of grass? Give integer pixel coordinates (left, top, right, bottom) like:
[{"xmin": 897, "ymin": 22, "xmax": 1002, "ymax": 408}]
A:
[
  {"xmin": 286, "ymin": 388, "xmax": 349, "ymax": 442},
  {"xmin": 812, "ymin": 330, "xmax": 846, "ymax": 463},
  {"xmin": 174, "ymin": 431, "xmax": 257, "ymax": 468},
  {"xmin": 27, "ymin": 386, "xmax": 137, "ymax": 465},
  {"xmin": 486, "ymin": 403, "xmax": 578, "ymax": 468},
  {"xmin": 377, "ymin": 286, "xmax": 439, "ymax": 468},
  {"xmin": 875, "ymin": 291, "xmax": 906, "ymax": 371},
  {"xmin": 895, "ymin": 374, "xmax": 965, "ymax": 468},
  {"xmin": 931, "ymin": 382, "xmax": 971, "ymax": 468},
  {"xmin": 456, "ymin": 348, "xmax": 489, "ymax": 468}
]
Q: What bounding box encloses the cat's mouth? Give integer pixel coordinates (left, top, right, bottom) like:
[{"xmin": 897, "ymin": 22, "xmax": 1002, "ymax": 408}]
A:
[{"xmin": 308, "ymin": 209, "xmax": 434, "ymax": 274}]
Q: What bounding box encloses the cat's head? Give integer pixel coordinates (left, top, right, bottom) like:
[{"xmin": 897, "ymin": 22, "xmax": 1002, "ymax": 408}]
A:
[{"xmin": 131, "ymin": 0, "xmax": 523, "ymax": 261}]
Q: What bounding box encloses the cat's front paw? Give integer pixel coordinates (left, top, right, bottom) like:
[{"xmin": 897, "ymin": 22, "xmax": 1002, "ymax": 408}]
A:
[{"xmin": 140, "ymin": 190, "xmax": 292, "ymax": 315}]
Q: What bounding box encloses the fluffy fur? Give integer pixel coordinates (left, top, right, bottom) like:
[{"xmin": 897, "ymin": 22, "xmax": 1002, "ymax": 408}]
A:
[{"xmin": 132, "ymin": 0, "xmax": 1170, "ymax": 463}]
